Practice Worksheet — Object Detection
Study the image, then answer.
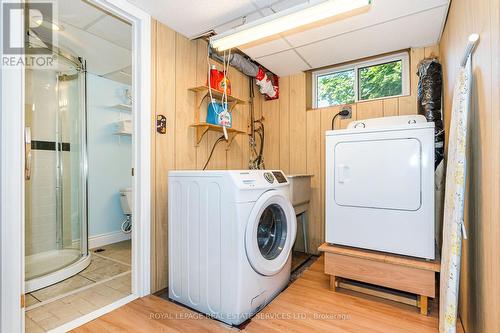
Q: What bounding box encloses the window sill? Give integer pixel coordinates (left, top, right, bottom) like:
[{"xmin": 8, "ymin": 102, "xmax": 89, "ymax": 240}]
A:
[{"xmin": 307, "ymin": 93, "xmax": 411, "ymax": 112}]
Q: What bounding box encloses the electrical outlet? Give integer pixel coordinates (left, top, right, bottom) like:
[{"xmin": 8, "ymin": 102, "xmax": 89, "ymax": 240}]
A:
[{"xmin": 341, "ymin": 106, "xmax": 352, "ymax": 119}]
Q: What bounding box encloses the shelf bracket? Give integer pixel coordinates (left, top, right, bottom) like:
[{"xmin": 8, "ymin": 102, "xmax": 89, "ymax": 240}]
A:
[
  {"xmin": 194, "ymin": 125, "xmax": 210, "ymax": 145},
  {"xmin": 225, "ymin": 132, "xmax": 238, "ymax": 150}
]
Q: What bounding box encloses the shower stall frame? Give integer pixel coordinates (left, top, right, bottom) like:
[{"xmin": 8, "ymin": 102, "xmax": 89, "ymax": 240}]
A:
[{"xmin": 24, "ymin": 44, "xmax": 91, "ymax": 293}]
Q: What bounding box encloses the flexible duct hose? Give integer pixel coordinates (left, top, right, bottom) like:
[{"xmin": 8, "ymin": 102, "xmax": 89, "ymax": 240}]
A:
[{"xmin": 417, "ymin": 58, "xmax": 444, "ymax": 168}]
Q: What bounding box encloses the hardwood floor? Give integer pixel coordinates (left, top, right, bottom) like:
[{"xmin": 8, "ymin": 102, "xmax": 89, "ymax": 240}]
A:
[{"xmin": 73, "ymin": 256, "xmax": 464, "ymax": 333}]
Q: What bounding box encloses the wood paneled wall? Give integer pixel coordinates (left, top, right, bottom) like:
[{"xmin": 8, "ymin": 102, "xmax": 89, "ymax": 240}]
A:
[
  {"xmin": 150, "ymin": 20, "xmax": 253, "ymax": 292},
  {"xmin": 258, "ymin": 46, "xmax": 439, "ymax": 254},
  {"xmin": 439, "ymin": 0, "xmax": 500, "ymax": 332}
]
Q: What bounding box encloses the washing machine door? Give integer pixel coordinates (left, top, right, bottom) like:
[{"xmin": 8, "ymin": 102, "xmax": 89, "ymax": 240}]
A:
[{"xmin": 245, "ymin": 190, "xmax": 297, "ymax": 276}]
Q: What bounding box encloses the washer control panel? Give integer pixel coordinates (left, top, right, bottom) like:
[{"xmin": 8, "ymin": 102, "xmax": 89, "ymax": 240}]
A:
[
  {"xmin": 236, "ymin": 170, "xmax": 289, "ymax": 188},
  {"xmin": 272, "ymin": 171, "xmax": 287, "ymax": 184},
  {"xmin": 264, "ymin": 172, "xmax": 275, "ymax": 183}
]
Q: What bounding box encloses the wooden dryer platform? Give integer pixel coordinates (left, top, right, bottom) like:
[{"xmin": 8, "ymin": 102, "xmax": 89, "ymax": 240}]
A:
[{"xmin": 319, "ymin": 243, "xmax": 440, "ymax": 315}]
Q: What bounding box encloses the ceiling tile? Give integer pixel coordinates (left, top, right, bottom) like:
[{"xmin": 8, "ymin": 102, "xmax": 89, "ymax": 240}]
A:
[
  {"xmin": 270, "ymin": 0, "xmax": 310, "ymax": 12},
  {"xmin": 126, "ymin": 0, "xmax": 259, "ymax": 38},
  {"xmin": 86, "ymin": 15, "xmax": 132, "ymax": 50},
  {"xmin": 256, "ymin": 49, "xmax": 310, "ymax": 76},
  {"xmin": 296, "ymin": 6, "xmax": 447, "ymax": 69},
  {"xmin": 250, "ymin": 0, "xmax": 278, "ymax": 9},
  {"xmin": 57, "ymin": 23, "xmax": 131, "ymax": 76},
  {"xmin": 285, "ymin": 0, "xmax": 449, "ymax": 47},
  {"xmin": 240, "ymin": 37, "xmax": 291, "ymax": 59},
  {"xmin": 103, "ymin": 67, "xmax": 132, "ymax": 85},
  {"xmin": 213, "ymin": 11, "xmax": 263, "ymax": 35},
  {"xmin": 57, "ymin": 0, "xmax": 105, "ymax": 29}
]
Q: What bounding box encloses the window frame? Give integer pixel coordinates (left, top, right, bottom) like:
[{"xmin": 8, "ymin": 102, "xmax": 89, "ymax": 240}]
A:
[{"xmin": 312, "ymin": 51, "xmax": 410, "ymax": 108}]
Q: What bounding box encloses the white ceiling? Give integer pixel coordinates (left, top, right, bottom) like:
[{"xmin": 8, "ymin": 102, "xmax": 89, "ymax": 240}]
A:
[
  {"xmin": 128, "ymin": 0, "xmax": 450, "ymax": 76},
  {"xmin": 55, "ymin": 0, "xmax": 132, "ymax": 84}
]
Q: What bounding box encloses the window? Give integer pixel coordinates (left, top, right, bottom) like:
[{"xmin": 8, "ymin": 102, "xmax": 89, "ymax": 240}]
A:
[{"xmin": 313, "ymin": 52, "xmax": 410, "ymax": 108}]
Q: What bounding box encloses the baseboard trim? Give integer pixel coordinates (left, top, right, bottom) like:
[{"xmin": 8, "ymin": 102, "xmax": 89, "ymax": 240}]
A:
[{"xmin": 89, "ymin": 231, "xmax": 131, "ymax": 249}]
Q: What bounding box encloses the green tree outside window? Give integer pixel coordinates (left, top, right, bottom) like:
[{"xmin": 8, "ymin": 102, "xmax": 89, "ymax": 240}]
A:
[
  {"xmin": 359, "ymin": 60, "xmax": 402, "ymax": 100},
  {"xmin": 316, "ymin": 60, "xmax": 403, "ymax": 107},
  {"xmin": 317, "ymin": 69, "xmax": 355, "ymax": 107}
]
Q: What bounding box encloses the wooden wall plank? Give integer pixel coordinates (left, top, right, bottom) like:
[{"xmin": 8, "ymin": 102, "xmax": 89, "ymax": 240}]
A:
[
  {"xmin": 410, "ymin": 47, "xmax": 426, "ymax": 105},
  {"xmin": 318, "ymin": 106, "xmax": 339, "ymax": 254},
  {"xmin": 151, "ymin": 21, "xmax": 253, "ymax": 292},
  {"xmin": 357, "ymin": 100, "xmax": 383, "ymax": 120},
  {"xmin": 262, "ymin": 99, "xmax": 280, "ymax": 169},
  {"xmin": 424, "ymin": 45, "xmax": 440, "ymax": 59},
  {"xmin": 174, "ymin": 34, "xmax": 197, "ymax": 170},
  {"xmin": 279, "ymin": 77, "xmax": 290, "ymax": 173},
  {"xmin": 226, "ymin": 66, "xmax": 248, "ymax": 170},
  {"xmin": 399, "ymin": 47, "xmax": 426, "ymax": 116},
  {"xmin": 289, "ymin": 73, "xmax": 307, "ymax": 174},
  {"xmin": 195, "ymin": 40, "xmax": 209, "ymax": 170},
  {"xmin": 383, "ymin": 98, "xmax": 399, "ymax": 117},
  {"xmin": 306, "ymin": 110, "xmax": 321, "ymax": 253},
  {"xmin": 492, "ymin": 0, "xmax": 500, "ymax": 328},
  {"xmin": 150, "ymin": 20, "xmax": 158, "ymax": 291},
  {"xmin": 152, "ymin": 22, "xmax": 177, "ymax": 291},
  {"xmin": 440, "ymin": 0, "xmax": 499, "ymax": 331}
]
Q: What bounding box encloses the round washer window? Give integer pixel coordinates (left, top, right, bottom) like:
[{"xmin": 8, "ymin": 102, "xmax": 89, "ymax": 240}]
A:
[{"xmin": 257, "ymin": 204, "xmax": 288, "ymax": 260}]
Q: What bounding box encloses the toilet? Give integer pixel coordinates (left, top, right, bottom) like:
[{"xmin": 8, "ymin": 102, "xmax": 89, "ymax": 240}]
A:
[
  {"xmin": 119, "ymin": 188, "xmax": 132, "ymax": 233},
  {"xmin": 119, "ymin": 188, "xmax": 132, "ymax": 215}
]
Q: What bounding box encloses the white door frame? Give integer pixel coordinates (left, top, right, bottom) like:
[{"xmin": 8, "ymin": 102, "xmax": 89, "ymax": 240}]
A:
[
  {"xmin": 90, "ymin": 0, "xmax": 152, "ymax": 299},
  {"xmin": 1, "ymin": 1, "xmax": 25, "ymax": 332},
  {"xmin": 0, "ymin": 0, "xmax": 151, "ymax": 331}
]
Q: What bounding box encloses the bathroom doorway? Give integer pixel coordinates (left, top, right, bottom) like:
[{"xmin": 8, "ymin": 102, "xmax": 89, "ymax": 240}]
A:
[
  {"xmin": 0, "ymin": 0, "xmax": 151, "ymax": 331},
  {"xmin": 23, "ymin": 1, "xmax": 135, "ymax": 331}
]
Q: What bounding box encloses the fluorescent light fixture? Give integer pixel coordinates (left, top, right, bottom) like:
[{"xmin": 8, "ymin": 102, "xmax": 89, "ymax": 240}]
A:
[
  {"xmin": 35, "ymin": 19, "xmax": 63, "ymax": 31},
  {"xmin": 29, "ymin": 10, "xmax": 63, "ymax": 31},
  {"xmin": 210, "ymin": 0, "xmax": 372, "ymax": 51}
]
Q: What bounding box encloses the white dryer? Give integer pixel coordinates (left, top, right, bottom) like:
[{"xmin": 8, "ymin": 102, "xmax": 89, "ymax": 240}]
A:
[
  {"xmin": 168, "ymin": 170, "xmax": 297, "ymax": 325},
  {"xmin": 325, "ymin": 115, "xmax": 435, "ymax": 259}
]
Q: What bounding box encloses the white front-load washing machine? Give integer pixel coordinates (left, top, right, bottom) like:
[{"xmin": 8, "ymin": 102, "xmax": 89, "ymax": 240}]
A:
[{"xmin": 168, "ymin": 170, "xmax": 297, "ymax": 326}]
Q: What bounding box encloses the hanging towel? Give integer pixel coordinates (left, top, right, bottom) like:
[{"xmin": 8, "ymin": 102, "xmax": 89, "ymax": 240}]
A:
[{"xmin": 439, "ymin": 57, "xmax": 472, "ymax": 333}]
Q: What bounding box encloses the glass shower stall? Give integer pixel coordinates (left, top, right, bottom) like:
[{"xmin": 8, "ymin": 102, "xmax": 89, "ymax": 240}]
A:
[{"xmin": 24, "ymin": 47, "xmax": 90, "ymax": 292}]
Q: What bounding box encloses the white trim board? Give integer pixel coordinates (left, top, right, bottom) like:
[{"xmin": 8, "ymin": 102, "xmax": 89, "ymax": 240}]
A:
[
  {"xmin": 89, "ymin": 230, "xmax": 131, "ymax": 249},
  {"xmin": 0, "ymin": 0, "xmax": 151, "ymax": 332},
  {"xmin": 0, "ymin": 0, "xmax": 25, "ymax": 331},
  {"xmin": 47, "ymin": 294, "xmax": 138, "ymax": 333}
]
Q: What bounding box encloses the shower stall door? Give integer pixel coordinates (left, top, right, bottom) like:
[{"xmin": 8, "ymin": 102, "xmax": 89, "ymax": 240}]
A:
[{"xmin": 25, "ymin": 51, "xmax": 90, "ymax": 292}]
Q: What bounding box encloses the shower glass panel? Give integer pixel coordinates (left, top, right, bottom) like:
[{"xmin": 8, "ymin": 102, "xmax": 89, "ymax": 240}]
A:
[{"xmin": 25, "ymin": 50, "xmax": 90, "ymax": 292}]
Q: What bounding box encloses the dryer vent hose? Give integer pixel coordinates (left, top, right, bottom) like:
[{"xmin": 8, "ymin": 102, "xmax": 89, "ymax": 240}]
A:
[
  {"xmin": 209, "ymin": 47, "xmax": 279, "ymax": 99},
  {"xmin": 417, "ymin": 58, "xmax": 444, "ymax": 168}
]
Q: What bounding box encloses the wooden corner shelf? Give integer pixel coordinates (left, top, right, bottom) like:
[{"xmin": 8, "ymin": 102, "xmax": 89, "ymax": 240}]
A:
[
  {"xmin": 189, "ymin": 86, "xmax": 248, "ymax": 113},
  {"xmin": 187, "ymin": 85, "xmax": 249, "ymax": 150},
  {"xmin": 190, "ymin": 123, "xmax": 247, "ymax": 149}
]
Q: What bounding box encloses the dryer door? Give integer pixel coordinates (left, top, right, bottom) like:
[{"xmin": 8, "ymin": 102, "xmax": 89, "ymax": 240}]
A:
[{"xmin": 245, "ymin": 190, "xmax": 297, "ymax": 276}]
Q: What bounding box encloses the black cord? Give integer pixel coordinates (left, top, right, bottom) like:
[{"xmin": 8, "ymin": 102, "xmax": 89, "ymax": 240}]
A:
[
  {"xmin": 252, "ymin": 120, "xmax": 265, "ymax": 168},
  {"xmin": 331, "ymin": 109, "xmax": 351, "ymax": 130},
  {"xmin": 256, "ymin": 121, "xmax": 265, "ymax": 166},
  {"xmin": 203, "ymin": 135, "xmax": 226, "ymax": 170},
  {"xmin": 331, "ymin": 113, "xmax": 341, "ymax": 130}
]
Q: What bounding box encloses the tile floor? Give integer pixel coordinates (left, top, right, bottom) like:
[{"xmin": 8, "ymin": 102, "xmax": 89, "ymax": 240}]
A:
[{"xmin": 25, "ymin": 240, "xmax": 132, "ymax": 332}]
